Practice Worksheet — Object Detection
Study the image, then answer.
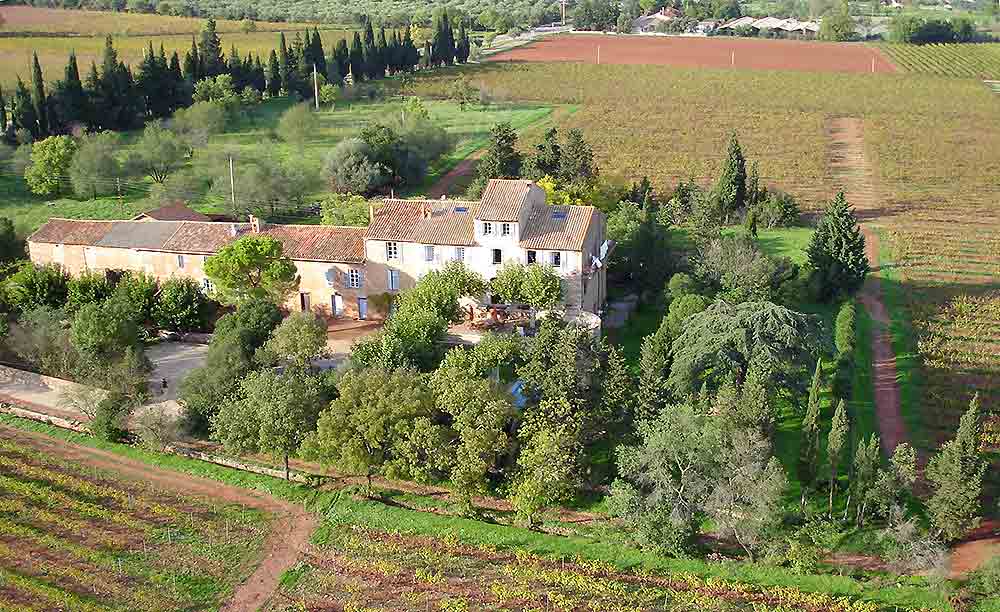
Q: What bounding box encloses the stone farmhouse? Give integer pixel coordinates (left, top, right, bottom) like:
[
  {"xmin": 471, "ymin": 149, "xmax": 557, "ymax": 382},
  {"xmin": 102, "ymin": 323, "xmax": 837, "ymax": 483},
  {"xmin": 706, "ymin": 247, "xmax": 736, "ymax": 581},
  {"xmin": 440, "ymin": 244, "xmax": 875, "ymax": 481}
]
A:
[{"xmin": 28, "ymin": 179, "xmax": 610, "ymax": 322}]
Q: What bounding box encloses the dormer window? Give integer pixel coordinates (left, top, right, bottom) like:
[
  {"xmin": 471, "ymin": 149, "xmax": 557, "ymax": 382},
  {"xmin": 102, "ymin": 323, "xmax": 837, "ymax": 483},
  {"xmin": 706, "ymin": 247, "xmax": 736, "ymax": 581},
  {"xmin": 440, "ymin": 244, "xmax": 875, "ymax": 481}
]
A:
[
  {"xmin": 483, "ymin": 222, "xmax": 494, "ymax": 236},
  {"xmin": 501, "ymin": 223, "xmax": 511, "ymax": 237}
]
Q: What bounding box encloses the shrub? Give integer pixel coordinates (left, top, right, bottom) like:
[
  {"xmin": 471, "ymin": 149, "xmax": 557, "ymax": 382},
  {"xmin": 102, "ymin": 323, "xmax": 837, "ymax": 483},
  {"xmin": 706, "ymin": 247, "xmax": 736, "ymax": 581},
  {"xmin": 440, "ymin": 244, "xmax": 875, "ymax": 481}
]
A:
[
  {"xmin": 664, "ymin": 294, "xmax": 711, "ymax": 340},
  {"xmin": 834, "ymin": 300, "xmax": 857, "ymax": 356},
  {"xmin": 0, "ymin": 217, "xmax": 23, "ymax": 264},
  {"xmin": 153, "ymin": 277, "xmax": 208, "ymax": 332},
  {"xmin": 666, "ymin": 272, "xmax": 697, "ymax": 302},
  {"xmin": 753, "ymin": 190, "xmax": 800, "ymax": 228},
  {"xmin": 66, "ymin": 271, "xmax": 114, "ymax": 314},
  {"xmin": 111, "ymin": 271, "xmax": 157, "ymax": 325},
  {"xmin": 3, "ymin": 262, "xmax": 68, "ymax": 313},
  {"xmin": 70, "ymin": 297, "xmax": 142, "ymax": 358},
  {"xmin": 968, "ymin": 554, "xmax": 1000, "ymax": 598},
  {"xmin": 324, "ymin": 138, "xmax": 387, "ymax": 195},
  {"xmin": 135, "ymin": 405, "xmax": 180, "ymax": 451},
  {"xmin": 89, "ymin": 391, "xmax": 133, "ymax": 443},
  {"xmin": 24, "ymin": 135, "xmax": 77, "ymax": 196}
]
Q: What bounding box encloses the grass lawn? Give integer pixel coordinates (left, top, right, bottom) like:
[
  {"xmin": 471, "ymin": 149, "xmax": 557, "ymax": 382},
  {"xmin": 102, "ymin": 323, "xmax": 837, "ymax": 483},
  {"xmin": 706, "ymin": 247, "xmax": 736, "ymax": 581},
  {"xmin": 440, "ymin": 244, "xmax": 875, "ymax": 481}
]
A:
[
  {"xmin": 2, "ymin": 97, "xmax": 556, "ymax": 235},
  {"xmin": 0, "ymin": 414, "xmax": 951, "ymax": 611}
]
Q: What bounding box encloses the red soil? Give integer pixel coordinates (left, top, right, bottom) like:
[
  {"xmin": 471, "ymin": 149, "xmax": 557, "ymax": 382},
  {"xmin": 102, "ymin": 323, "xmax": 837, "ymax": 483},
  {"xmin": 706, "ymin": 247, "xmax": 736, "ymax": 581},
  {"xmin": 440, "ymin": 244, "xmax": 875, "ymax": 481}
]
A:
[{"xmin": 489, "ymin": 34, "xmax": 897, "ymax": 75}]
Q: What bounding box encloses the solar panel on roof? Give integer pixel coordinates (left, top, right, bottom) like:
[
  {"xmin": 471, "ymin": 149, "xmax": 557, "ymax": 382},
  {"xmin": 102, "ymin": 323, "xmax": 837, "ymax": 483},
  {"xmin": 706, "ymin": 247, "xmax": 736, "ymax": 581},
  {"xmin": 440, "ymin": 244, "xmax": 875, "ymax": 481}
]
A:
[
  {"xmin": 455, "ymin": 206, "xmax": 469, "ymax": 213},
  {"xmin": 552, "ymin": 211, "xmax": 567, "ymax": 220}
]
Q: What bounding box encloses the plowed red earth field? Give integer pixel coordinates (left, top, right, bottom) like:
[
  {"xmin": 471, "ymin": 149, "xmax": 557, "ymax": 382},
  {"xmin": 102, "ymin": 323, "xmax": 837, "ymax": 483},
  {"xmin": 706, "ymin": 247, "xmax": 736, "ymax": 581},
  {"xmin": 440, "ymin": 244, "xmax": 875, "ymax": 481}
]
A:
[{"xmin": 488, "ymin": 34, "xmax": 897, "ymax": 74}]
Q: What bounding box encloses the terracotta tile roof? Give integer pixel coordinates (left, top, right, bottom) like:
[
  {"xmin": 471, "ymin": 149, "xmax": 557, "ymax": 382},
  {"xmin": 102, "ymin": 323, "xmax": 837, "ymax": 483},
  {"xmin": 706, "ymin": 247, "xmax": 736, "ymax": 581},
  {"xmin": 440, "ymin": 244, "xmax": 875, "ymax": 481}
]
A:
[
  {"xmin": 133, "ymin": 203, "xmax": 212, "ymax": 222},
  {"xmin": 29, "ymin": 219, "xmax": 364, "ymax": 263},
  {"xmin": 519, "ymin": 205, "xmax": 597, "ymax": 251},
  {"xmin": 478, "ymin": 179, "xmax": 536, "ymax": 221},
  {"xmin": 28, "ymin": 219, "xmax": 115, "ymax": 246},
  {"xmin": 260, "ymin": 224, "xmax": 366, "ymax": 263},
  {"xmin": 160, "ymin": 222, "xmax": 249, "ymax": 254},
  {"xmin": 367, "ymin": 199, "xmax": 479, "ymax": 246}
]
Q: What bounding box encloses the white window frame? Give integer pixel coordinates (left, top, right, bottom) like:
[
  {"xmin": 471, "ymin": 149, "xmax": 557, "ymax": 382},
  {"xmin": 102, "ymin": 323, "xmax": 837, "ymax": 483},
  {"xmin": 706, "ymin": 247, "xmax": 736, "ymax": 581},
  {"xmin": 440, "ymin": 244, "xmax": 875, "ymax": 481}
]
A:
[
  {"xmin": 424, "ymin": 245, "xmax": 435, "ymax": 262},
  {"xmin": 501, "ymin": 222, "xmax": 511, "ymax": 237},
  {"xmin": 454, "ymin": 246, "xmax": 465, "ymax": 261},
  {"xmin": 550, "ymin": 251, "xmax": 562, "ymax": 268},
  {"xmin": 177, "ymin": 254, "xmax": 185, "ymax": 269},
  {"xmin": 201, "ymin": 278, "xmax": 214, "ymax": 294},
  {"xmin": 492, "ymin": 249, "xmax": 503, "ymax": 265},
  {"xmin": 482, "ymin": 221, "xmax": 493, "ymax": 236},
  {"xmin": 527, "ymin": 250, "xmax": 537, "ymax": 264},
  {"xmin": 386, "ymin": 241, "xmax": 399, "ymax": 261},
  {"xmin": 348, "ymin": 268, "xmax": 361, "ymax": 289},
  {"xmin": 388, "ymin": 269, "xmax": 400, "ymax": 291}
]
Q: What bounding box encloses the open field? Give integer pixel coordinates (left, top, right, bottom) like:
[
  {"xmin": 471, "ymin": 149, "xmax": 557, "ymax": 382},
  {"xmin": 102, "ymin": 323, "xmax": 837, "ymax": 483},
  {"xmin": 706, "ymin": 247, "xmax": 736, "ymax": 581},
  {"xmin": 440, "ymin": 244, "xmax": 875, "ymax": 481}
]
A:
[
  {"xmin": 487, "ymin": 34, "xmax": 897, "ymax": 75},
  {"xmin": 0, "ymin": 98, "xmax": 556, "ymax": 234},
  {"xmin": 0, "ymin": 29, "xmax": 353, "ymax": 90},
  {"xmin": 878, "ymin": 42, "xmax": 1000, "ymax": 79},
  {"xmin": 0, "ymin": 427, "xmax": 273, "ymax": 611},
  {"xmin": 0, "ymin": 5, "xmax": 334, "ymax": 37}
]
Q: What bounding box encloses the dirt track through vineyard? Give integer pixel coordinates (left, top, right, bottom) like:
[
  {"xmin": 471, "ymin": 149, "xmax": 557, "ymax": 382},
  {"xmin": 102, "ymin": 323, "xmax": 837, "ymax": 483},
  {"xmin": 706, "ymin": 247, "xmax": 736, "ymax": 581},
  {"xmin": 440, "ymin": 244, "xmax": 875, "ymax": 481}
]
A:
[{"xmin": 827, "ymin": 116, "xmax": 906, "ymax": 456}]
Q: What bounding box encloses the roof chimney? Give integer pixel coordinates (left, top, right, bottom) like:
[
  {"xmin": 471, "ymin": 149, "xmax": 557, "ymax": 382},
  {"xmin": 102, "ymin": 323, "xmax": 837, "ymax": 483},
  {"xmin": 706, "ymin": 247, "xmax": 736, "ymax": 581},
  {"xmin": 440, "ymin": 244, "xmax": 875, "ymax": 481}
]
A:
[
  {"xmin": 249, "ymin": 214, "xmax": 261, "ymax": 234},
  {"xmin": 423, "ymin": 202, "xmax": 430, "ymax": 219}
]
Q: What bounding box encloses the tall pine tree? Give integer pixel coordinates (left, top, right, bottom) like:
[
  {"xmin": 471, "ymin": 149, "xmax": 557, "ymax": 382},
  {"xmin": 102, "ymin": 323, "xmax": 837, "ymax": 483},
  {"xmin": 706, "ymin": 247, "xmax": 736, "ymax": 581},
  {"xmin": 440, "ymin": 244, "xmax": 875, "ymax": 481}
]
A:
[
  {"xmin": 183, "ymin": 37, "xmax": 200, "ymax": 82},
  {"xmin": 715, "ymin": 131, "xmax": 747, "ymax": 225},
  {"xmin": 362, "ymin": 19, "xmax": 379, "ymax": 80},
  {"xmin": 827, "ymin": 399, "xmax": 848, "ymax": 516},
  {"xmin": 456, "ymin": 21, "xmax": 471, "ymax": 63},
  {"xmin": 310, "ymin": 28, "xmax": 327, "ymax": 77},
  {"xmin": 334, "ymin": 39, "xmax": 350, "ymax": 83},
  {"xmin": 797, "ymin": 359, "xmax": 823, "ymax": 511},
  {"xmin": 807, "ymin": 192, "xmax": 869, "ymax": 301},
  {"xmin": 402, "ymin": 26, "xmax": 419, "ymax": 72},
  {"xmin": 30, "ymin": 52, "xmax": 48, "ymax": 137},
  {"xmin": 278, "ymin": 33, "xmax": 292, "ymax": 94},
  {"xmin": 199, "ymin": 18, "xmax": 225, "ymax": 77},
  {"xmin": 375, "ymin": 27, "xmax": 389, "ymax": 78},
  {"xmin": 50, "ymin": 51, "xmax": 88, "ymax": 133}
]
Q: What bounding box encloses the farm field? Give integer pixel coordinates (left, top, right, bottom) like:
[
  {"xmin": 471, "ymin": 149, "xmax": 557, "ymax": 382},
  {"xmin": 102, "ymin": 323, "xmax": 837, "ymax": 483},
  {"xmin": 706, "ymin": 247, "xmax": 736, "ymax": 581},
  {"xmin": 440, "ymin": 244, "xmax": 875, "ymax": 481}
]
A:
[
  {"xmin": 878, "ymin": 42, "xmax": 1000, "ymax": 79},
  {"xmin": 0, "ymin": 29, "xmax": 353, "ymax": 90},
  {"xmin": 406, "ymin": 61, "xmax": 1000, "ymax": 449},
  {"xmin": 487, "ymin": 34, "xmax": 897, "ymax": 75},
  {"xmin": 0, "ymin": 5, "xmax": 335, "ymax": 36},
  {"xmin": 0, "ymin": 426, "xmax": 273, "ymax": 611}
]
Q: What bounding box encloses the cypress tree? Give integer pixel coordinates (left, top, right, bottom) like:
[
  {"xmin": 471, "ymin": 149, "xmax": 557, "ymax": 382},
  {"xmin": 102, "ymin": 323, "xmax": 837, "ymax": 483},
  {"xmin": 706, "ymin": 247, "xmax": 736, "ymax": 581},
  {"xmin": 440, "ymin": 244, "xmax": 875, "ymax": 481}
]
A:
[
  {"xmin": 183, "ymin": 37, "xmax": 200, "ymax": 82},
  {"xmin": 807, "ymin": 192, "xmax": 870, "ymax": 301},
  {"xmin": 266, "ymin": 49, "xmax": 281, "ymax": 96},
  {"xmin": 362, "ymin": 20, "xmax": 378, "ymax": 79},
  {"xmin": 456, "ymin": 21, "xmax": 470, "ymax": 63},
  {"xmin": 227, "ymin": 44, "xmax": 243, "ymax": 89},
  {"xmin": 443, "ymin": 10, "xmax": 456, "ymax": 65},
  {"xmin": 310, "ymin": 28, "xmax": 327, "ymax": 77},
  {"xmin": 290, "ymin": 32, "xmax": 306, "ymax": 93},
  {"xmin": 335, "ymin": 39, "xmax": 350, "ymax": 82},
  {"xmin": 278, "ymin": 33, "xmax": 292, "ymax": 93},
  {"xmin": 827, "ymin": 399, "xmax": 848, "ymax": 517},
  {"xmin": 0, "ymin": 86, "xmax": 7, "ymax": 138},
  {"xmin": 375, "ymin": 27, "xmax": 388, "ymax": 78},
  {"xmin": 926, "ymin": 394, "xmax": 987, "ymax": 540},
  {"xmin": 349, "ymin": 32, "xmax": 365, "ymax": 82},
  {"xmin": 30, "ymin": 52, "xmax": 48, "ymax": 136},
  {"xmin": 12, "ymin": 78, "xmax": 38, "ymax": 140},
  {"xmin": 199, "ymin": 17, "xmax": 224, "ymax": 77},
  {"xmin": 326, "ymin": 56, "xmax": 342, "ymax": 87},
  {"xmin": 421, "ymin": 40, "xmax": 432, "ymax": 69},
  {"xmin": 253, "ymin": 55, "xmax": 266, "ymax": 92},
  {"xmin": 431, "ymin": 12, "xmax": 445, "ymax": 66},
  {"xmin": 389, "ymin": 30, "xmax": 402, "ymax": 73},
  {"xmin": 797, "ymin": 359, "xmax": 823, "ymax": 511},
  {"xmin": 402, "ymin": 26, "xmax": 419, "ymax": 72},
  {"xmin": 715, "ymin": 131, "xmax": 747, "ymax": 225},
  {"xmin": 51, "ymin": 51, "xmax": 87, "ymax": 132},
  {"xmin": 168, "ymin": 50, "xmax": 186, "ymax": 110}
]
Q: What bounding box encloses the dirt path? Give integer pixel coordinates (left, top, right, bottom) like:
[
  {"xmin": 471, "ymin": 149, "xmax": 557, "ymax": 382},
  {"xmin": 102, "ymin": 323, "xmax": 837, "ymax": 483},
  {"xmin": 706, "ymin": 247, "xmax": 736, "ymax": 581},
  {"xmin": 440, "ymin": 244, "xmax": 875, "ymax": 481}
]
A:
[
  {"xmin": 827, "ymin": 117, "xmax": 905, "ymax": 455},
  {"xmin": 428, "ymin": 150, "xmax": 484, "ymax": 198},
  {"xmin": 0, "ymin": 424, "xmax": 317, "ymax": 612}
]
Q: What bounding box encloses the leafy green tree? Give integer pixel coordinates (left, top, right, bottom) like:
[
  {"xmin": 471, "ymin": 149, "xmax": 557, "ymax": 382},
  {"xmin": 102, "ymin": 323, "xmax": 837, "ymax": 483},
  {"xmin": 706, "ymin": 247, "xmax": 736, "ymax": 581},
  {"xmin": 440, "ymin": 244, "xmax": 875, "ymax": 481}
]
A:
[
  {"xmin": 263, "ymin": 311, "xmax": 327, "ymax": 369},
  {"xmin": 204, "ymin": 234, "xmax": 299, "ymax": 306},
  {"xmin": 599, "ymin": 345, "xmax": 636, "ymax": 430},
  {"xmin": 70, "ymin": 297, "xmax": 142, "ymax": 360},
  {"xmin": 11, "ymin": 78, "xmax": 38, "ymax": 140},
  {"xmin": 636, "ymin": 320, "xmax": 672, "ymax": 423},
  {"xmin": 820, "ymin": 0, "xmax": 855, "ymax": 41},
  {"xmin": 66, "ymin": 270, "xmax": 114, "ymax": 314},
  {"xmin": 523, "ymin": 128, "xmax": 561, "ymax": 180},
  {"xmin": 714, "ymin": 132, "xmax": 747, "ymax": 225},
  {"xmin": 559, "ymin": 128, "xmax": 596, "ymax": 184},
  {"xmin": 69, "ymin": 131, "xmax": 120, "ymax": 199},
  {"xmin": 522, "ymin": 263, "xmax": 562, "ymax": 309},
  {"xmin": 669, "ymin": 301, "xmax": 823, "ymax": 397},
  {"xmin": 213, "ymin": 369, "xmax": 324, "ymax": 479},
  {"xmin": 926, "ymin": 394, "xmax": 986, "ymax": 540},
  {"xmin": 663, "ymin": 293, "xmax": 710, "ymax": 339},
  {"xmin": 125, "ymin": 121, "xmax": 186, "ymax": 183},
  {"xmin": 153, "ymin": 277, "xmax": 208, "ymax": 332},
  {"xmin": 111, "ymin": 271, "xmax": 157, "ymax": 325},
  {"xmin": 490, "ymin": 262, "xmax": 527, "ymax": 305},
  {"xmin": 510, "ymin": 397, "xmax": 583, "ymax": 526},
  {"xmin": 469, "ymin": 122, "xmax": 522, "ymax": 197},
  {"xmin": 278, "ymin": 103, "xmax": 317, "ymax": 150},
  {"xmin": 171, "ymin": 100, "xmax": 227, "ymax": 151},
  {"xmin": 25, "ymin": 135, "xmax": 76, "ymax": 196},
  {"xmin": 608, "ymin": 400, "xmax": 723, "ymax": 554},
  {"xmin": 302, "ymin": 368, "xmax": 438, "ymax": 490},
  {"xmin": 807, "ymin": 192, "xmax": 869, "ymax": 301},
  {"xmin": 850, "ymin": 434, "xmax": 881, "ymax": 526},
  {"xmin": 827, "ymin": 399, "xmax": 849, "ymax": 516},
  {"xmin": 320, "ymin": 193, "xmax": 370, "ymax": 226},
  {"xmin": 3, "ymin": 262, "xmax": 68, "ymax": 313},
  {"xmin": 705, "ymin": 428, "xmax": 787, "ymax": 560},
  {"xmin": 518, "ymin": 316, "xmax": 601, "ymax": 408},
  {"xmin": 324, "ymin": 137, "xmax": 386, "ymax": 195}
]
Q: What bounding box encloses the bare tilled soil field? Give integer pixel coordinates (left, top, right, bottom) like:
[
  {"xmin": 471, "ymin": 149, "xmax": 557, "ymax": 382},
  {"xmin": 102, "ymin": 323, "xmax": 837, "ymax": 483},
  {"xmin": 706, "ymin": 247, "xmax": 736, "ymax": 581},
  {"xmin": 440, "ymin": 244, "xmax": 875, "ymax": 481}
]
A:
[{"xmin": 488, "ymin": 34, "xmax": 897, "ymax": 75}]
